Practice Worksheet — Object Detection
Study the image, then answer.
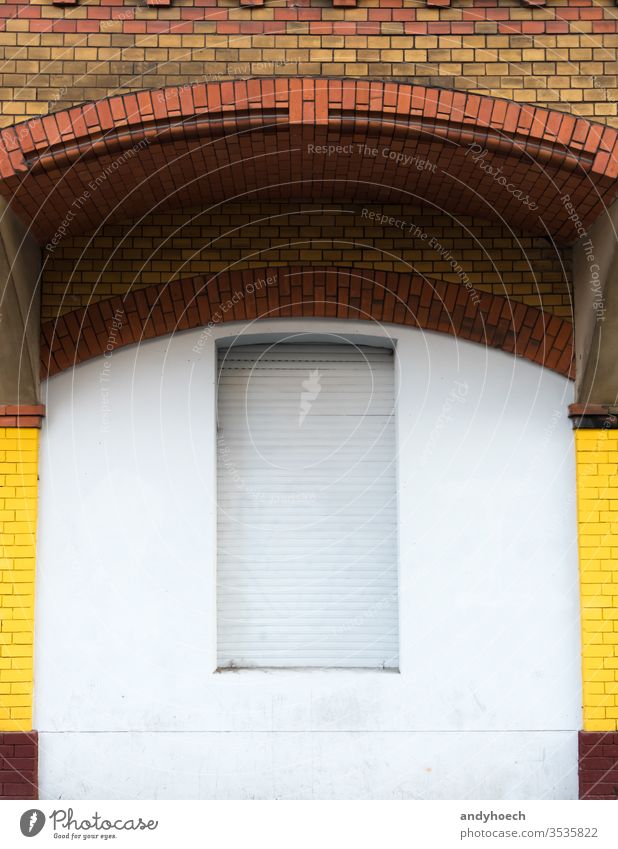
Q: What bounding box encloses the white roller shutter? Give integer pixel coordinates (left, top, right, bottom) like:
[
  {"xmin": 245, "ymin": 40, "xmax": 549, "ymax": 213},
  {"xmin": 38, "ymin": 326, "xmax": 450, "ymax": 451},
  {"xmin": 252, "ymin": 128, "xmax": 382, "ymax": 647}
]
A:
[{"xmin": 216, "ymin": 341, "xmax": 398, "ymax": 669}]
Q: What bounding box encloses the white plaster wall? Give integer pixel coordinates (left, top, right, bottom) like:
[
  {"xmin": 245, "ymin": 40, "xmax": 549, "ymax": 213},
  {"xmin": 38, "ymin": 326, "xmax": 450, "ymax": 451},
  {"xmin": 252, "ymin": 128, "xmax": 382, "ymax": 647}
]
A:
[
  {"xmin": 39, "ymin": 732, "xmax": 576, "ymax": 800},
  {"xmin": 36, "ymin": 320, "xmax": 580, "ymax": 799}
]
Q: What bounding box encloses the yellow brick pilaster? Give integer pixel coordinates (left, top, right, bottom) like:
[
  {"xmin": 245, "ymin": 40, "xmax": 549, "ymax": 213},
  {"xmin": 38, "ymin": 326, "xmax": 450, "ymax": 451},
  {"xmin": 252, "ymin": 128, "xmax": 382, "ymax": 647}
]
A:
[
  {"xmin": 0, "ymin": 427, "xmax": 38, "ymax": 731},
  {"xmin": 576, "ymin": 428, "xmax": 618, "ymax": 731}
]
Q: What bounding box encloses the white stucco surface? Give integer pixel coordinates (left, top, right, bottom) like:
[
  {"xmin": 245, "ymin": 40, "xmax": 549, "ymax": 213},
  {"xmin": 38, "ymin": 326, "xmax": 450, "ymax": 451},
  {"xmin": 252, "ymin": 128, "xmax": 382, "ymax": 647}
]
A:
[
  {"xmin": 39, "ymin": 731, "xmax": 576, "ymax": 800},
  {"xmin": 36, "ymin": 319, "xmax": 580, "ymax": 799}
]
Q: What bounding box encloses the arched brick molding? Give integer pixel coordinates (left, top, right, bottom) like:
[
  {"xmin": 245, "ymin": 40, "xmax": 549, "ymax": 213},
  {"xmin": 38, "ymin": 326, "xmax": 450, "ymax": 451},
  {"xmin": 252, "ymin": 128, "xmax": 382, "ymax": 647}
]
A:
[
  {"xmin": 40, "ymin": 267, "xmax": 574, "ymax": 380},
  {"xmin": 2, "ymin": 79, "xmax": 617, "ymax": 244}
]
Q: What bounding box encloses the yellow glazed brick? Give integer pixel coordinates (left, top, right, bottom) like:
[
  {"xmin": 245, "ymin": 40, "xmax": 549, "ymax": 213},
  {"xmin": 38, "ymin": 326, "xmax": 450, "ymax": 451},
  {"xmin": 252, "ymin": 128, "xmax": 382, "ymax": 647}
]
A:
[
  {"xmin": 0, "ymin": 718, "xmax": 35, "ymax": 732},
  {"xmin": 0, "ymin": 429, "xmax": 37, "ymax": 731},
  {"xmin": 576, "ymin": 429, "xmax": 618, "ymax": 731}
]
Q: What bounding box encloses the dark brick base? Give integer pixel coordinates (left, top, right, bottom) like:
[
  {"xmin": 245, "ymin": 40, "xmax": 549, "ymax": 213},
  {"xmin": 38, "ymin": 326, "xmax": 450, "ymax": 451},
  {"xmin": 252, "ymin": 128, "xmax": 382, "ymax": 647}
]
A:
[
  {"xmin": 0, "ymin": 732, "xmax": 38, "ymax": 800},
  {"xmin": 579, "ymin": 731, "xmax": 618, "ymax": 799}
]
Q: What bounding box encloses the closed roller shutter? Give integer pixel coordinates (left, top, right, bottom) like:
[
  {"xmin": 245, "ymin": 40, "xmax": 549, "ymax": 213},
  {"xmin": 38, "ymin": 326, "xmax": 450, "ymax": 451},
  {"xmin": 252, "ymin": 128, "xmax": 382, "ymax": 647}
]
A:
[{"xmin": 216, "ymin": 341, "xmax": 398, "ymax": 669}]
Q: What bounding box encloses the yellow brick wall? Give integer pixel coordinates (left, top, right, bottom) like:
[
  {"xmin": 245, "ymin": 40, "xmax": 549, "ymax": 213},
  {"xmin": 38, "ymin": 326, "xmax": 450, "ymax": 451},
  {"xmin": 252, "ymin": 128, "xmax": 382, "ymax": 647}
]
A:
[
  {"xmin": 0, "ymin": 428, "xmax": 38, "ymax": 732},
  {"xmin": 42, "ymin": 202, "xmax": 572, "ymax": 321},
  {"xmin": 576, "ymin": 428, "xmax": 618, "ymax": 732},
  {"xmin": 1, "ymin": 0, "xmax": 617, "ymax": 128}
]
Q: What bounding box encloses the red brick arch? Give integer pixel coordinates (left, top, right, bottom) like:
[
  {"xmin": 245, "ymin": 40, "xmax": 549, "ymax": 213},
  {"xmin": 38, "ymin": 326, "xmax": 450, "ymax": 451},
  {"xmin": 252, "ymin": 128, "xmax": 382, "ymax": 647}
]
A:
[
  {"xmin": 2, "ymin": 79, "xmax": 617, "ymax": 245},
  {"xmin": 40, "ymin": 267, "xmax": 573, "ymax": 380}
]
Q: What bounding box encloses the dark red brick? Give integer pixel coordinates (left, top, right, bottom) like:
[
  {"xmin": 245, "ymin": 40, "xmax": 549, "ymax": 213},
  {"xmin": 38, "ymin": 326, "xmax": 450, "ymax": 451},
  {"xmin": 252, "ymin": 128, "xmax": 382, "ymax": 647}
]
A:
[
  {"xmin": 40, "ymin": 267, "xmax": 573, "ymax": 381},
  {"xmin": 0, "ymin": 733, "xmax": 38, "ymax": 801}
]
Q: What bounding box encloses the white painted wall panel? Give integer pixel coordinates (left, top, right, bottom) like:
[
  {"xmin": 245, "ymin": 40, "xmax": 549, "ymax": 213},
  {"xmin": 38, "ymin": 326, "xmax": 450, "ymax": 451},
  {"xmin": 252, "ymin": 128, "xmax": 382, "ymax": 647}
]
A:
[
  {"xmin": 36, "ymin": 320, "xmax": 579, "ymax": 799},
  {"xmin": 38, "ymin": 731, "xmax": 578, "ymax": 800}
]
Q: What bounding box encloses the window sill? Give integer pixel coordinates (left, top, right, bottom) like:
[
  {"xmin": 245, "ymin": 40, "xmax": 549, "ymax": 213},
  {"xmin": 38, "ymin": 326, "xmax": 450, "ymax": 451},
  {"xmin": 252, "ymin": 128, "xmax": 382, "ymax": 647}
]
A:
[{"xmin": 215, "ymin": 666, "xmax": 400, "ymax": 675}]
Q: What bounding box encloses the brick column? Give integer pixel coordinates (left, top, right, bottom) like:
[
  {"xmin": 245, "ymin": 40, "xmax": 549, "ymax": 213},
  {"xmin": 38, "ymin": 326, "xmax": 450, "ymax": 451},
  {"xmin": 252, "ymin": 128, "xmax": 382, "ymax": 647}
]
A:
[
  {"xmin": 0, "ymin": 411, "xmax": 43, "ymax": 800},
  {"xmin": 572, "ymin": 408, "xmax": 618, "ymax": 799},
  {"xmin": 0, "ymin": 199, "xmax": 42, "ymax": 800}
]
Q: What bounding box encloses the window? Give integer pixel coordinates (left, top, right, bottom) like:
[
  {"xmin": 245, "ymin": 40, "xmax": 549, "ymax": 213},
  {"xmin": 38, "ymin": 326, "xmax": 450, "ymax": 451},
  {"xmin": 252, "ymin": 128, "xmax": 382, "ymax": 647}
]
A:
[{"xmin": 216, "ymin": 339, "xmax": 399, "ymax": 669}]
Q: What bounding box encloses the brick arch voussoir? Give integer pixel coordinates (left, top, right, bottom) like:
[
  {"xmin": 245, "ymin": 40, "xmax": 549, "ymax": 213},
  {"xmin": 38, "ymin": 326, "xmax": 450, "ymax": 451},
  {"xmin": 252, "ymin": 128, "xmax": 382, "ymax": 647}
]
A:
[
  {"xmin": 2, "ymin": 78, "xmax": 617, "ymax": 244},
  {"xmin": 4, "ymin": 79, "xmax": 616, "ymax": 182},
  {"xmin": 40, "ymin": 267, "xmax": 574, "ymax": 380}
]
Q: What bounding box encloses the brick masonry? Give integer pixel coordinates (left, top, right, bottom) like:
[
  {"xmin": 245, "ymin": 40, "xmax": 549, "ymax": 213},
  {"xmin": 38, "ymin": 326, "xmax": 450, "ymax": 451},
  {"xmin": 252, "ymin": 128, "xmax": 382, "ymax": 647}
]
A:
[
  {"xmin": 0, "ymin": 406, "xmax": 46, "ymax": 428},
  {"xmin": 0, "ymin": 427, "xmax": 38, "ymax": 736},
  {"xmin": 41, "ymin": 203, "xmax": 573, "ymax": 323},
  {"xmin": 0, "ymin": 0, "xmax": 617, "ymax": 129},
  {"xmin": 40, "ymin": 265, "xmax": 574, "ymax": 378},
  {"xmin": 575, "ymin": 428, "xmax": 618, "ymax": 735},
  {"xmin": 0, "ymin": 0, "xmax": 615, "ymax": 803},
  {"xmin": 575, "ymin": 414, "xmax": 618, "ymax": 803},
  {"xmin": 0, "ymin": 731, "xmax": 37, "ymax": 800},
  {"xmin": 580, "ymin": 732, "xmax": 618, "ymax": 800},
  {"xmin": 2, "ymin": 79, "xmax": 617, "ymax": 248}
]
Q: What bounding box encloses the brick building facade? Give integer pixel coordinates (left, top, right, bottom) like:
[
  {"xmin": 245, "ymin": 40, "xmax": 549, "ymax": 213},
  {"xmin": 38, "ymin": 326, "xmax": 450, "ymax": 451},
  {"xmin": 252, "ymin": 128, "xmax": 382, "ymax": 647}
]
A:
[{"xmin": 0, "ymin": 0, "xmax": 617, "ymax": 800}]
